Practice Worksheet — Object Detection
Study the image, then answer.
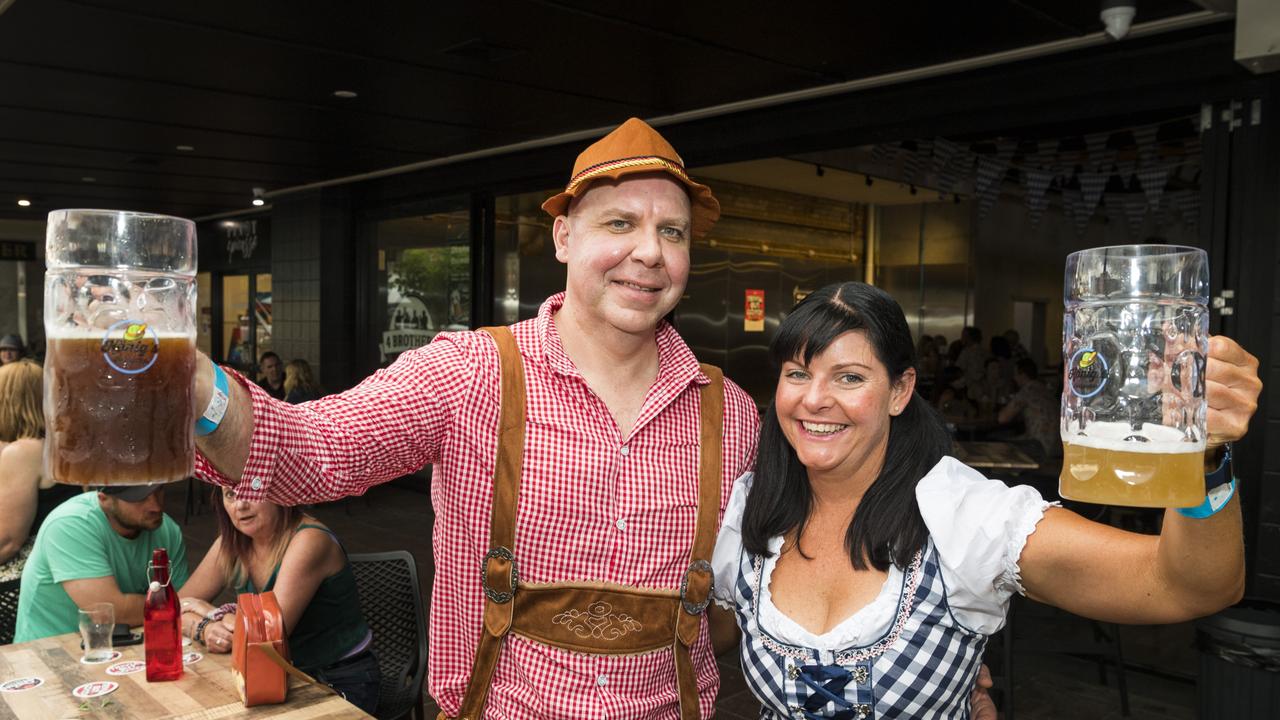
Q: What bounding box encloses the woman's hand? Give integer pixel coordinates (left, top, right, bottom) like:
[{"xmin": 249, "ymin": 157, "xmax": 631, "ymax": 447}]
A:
[
  {"xmin": 180, "ymin": 597, "xmax": 216, "ymax": 618},
  {"xmin": 201, "ymin": 615, "xmax": 236, "ymax": 654},
  {"xmin": 1205, "ymin": 335, "xmax": 1261, "ymax": 447}
]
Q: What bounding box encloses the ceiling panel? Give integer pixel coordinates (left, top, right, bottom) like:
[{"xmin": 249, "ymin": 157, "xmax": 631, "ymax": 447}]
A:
[{"xmin": 0, "ymin": 0, "xmax": 1209, "ymax": 220}]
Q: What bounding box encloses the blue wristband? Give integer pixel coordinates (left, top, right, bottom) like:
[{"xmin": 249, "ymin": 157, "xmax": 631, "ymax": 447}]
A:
[
  {"xmin": 1176, "ymin": 444, "xmax": 1235, "ymax": 519},
  {"xmin": 1176, "ymin": 478, "xmax": 1236, "ymax": 519},
  {"xmin": 195, "ymin": 361, "xmax": 230, "ymax": 437}
]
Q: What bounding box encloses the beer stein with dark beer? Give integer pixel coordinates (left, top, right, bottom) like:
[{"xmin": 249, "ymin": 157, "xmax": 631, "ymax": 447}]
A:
[
  {"xmin": 43, "ymin": 210, "xmax": 197, "ymax": 486},
  {"xmin": 1060, "ymin": 245, "xmax": 1209, "ymax": 507}
]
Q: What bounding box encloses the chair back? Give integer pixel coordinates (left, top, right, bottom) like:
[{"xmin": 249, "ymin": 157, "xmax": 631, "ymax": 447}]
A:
[
  {"xmin": 350, "ymin": 551, "xmax": 427, "ymax": 720},
  {"xmin": 0, "ymin": 579, "xmax": 20, "ymax": 645}
]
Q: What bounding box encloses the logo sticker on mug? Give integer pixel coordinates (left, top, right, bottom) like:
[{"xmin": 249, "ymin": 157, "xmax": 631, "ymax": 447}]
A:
[
  {"xmin": 1068, "ymin": 347, "xmax": 1109, "ymax": 399},
  {"xmin": 100, "ymin": 320, "xmax": 161, "ymax": 375}
]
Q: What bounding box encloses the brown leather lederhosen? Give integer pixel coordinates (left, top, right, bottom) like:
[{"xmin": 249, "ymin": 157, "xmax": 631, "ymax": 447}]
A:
[{"xmin": 447, "ymin": 326, "xmax": 724, "ymax": 720}]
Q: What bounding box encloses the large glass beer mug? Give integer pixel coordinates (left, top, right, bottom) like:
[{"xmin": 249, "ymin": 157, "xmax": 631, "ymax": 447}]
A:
[
  {"xmin": 1060, "ymin": 245, "xmax": 1209, "ymax": 507},
  {"xmin": 43, "ymin": 210, "xmax": 198, "ymax": 486}
]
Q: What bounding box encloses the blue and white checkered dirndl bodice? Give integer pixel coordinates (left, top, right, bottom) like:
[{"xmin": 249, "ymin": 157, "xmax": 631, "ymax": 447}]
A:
[{"xmin": 732, "ymin": 539, "xmax": 987, "ymax": 719}]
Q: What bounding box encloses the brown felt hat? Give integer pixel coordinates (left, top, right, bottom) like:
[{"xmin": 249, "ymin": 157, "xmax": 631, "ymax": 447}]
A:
[{"xmin": 541, "ymin": 117, "xmax": 720, "ymax": 238}]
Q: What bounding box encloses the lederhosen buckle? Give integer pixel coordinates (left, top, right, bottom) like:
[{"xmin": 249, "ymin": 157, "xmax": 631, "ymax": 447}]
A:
[
  {"xmin": 680, "ymin": 559, "xmax": 714, "ymax": 616},
  {"xmin": 481, "ymin": 547, "xmax": 518, "ymax": 604}
]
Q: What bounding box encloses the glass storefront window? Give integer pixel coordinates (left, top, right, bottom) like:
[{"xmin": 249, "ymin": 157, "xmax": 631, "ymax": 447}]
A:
[
  {"xmin": 494, "ymin": 189, "xmax": 561, "ymax": 324},
  {"xmin": 254, "ymin": 274, "xmax": 273, "ymax": 360},
  {"xmin": 196, "ymin": 272, "xmax": 212, "ymax": 357},
  {"xmin": 372, "ymin": 207, "xmax": 471, "ymax": 367},
  {"xmin": 218, "ymin": 272, "xmax": 272, "ymax": 374}
]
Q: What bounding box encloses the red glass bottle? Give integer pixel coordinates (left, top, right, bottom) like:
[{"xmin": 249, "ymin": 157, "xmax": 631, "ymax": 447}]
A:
[{"xmin": 143, "ymin": 547, "xmax": 183, "ymax": 681}]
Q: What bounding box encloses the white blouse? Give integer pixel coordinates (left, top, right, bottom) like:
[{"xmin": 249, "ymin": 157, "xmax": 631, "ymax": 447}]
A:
[{"xmin": 711, "ymin": 456, "xmax": 1054, "ymax": 649}]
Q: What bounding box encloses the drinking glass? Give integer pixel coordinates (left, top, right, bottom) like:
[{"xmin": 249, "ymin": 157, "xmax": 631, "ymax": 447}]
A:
[
  {"xmin": 43, "ymin": 209, "xmax": 198, "ymax": 486},
  {"xmin": 1059, "ymin": 244, "xmax": 1210, "ymax": 507},
  {"xmin": 78, "ymin": 602, "xmax": 115, "ymax": 664}
]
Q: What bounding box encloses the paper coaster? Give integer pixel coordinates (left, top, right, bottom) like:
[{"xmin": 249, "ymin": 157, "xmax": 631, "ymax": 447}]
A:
[
  {"xmin": 71, "ymin": 681, "xmax": 118, "ymax": 699},
  {"xmin": 182, "ymin": 651, "xmax": 202, "ymax": 665},
  {"xmin": 182, "ymin": 636, "xmax": 192, "ymax": 647},
  {"xmin": 0, "ymin": 677, "xmax": 43, "ymax": 693},
  {"xmin": 105, "ymin": 660, "xmax": 146, "ymax": 676},
  {"xmin": 80, "ymin": 651, "xmax": 122, "ymax": 665}
]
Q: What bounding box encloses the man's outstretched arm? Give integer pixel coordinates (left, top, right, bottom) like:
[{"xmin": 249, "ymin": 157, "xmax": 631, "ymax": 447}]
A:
[
  {"xmin": 192, "ymin": 352, "xmax": 253, "ymax": 483},
  {"xmin": 188, "ymin": 332, "xmax": 479, "ymax": 505}
]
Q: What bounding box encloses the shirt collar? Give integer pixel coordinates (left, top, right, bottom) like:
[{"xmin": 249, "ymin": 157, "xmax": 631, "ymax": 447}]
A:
[{"xmin": 534, "ymin": 292, "xmax": 709, "ymax": 387}]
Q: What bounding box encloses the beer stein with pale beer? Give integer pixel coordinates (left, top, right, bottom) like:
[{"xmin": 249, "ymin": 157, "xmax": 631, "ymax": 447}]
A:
[
  {"xmin": 1060, "ymin": 245, "xmax": 1209, "ymax": 507},
  {"xmin": 43, "ymin": 210, "xmax": 197, "ymax": 486}
]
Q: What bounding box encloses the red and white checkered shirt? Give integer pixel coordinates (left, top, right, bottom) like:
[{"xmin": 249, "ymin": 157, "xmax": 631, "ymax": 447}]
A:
[{"xmin": 196, "ymin": 293, "xmax": 759, "ymax": 719}]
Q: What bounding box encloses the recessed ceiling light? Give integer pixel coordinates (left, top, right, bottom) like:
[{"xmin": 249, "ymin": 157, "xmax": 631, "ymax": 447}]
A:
[
  {"xmin": 175, "ymin": 145, "xmax": 195, "ymax": 152},
  {"xmin": 17, "ymin": 199, "xmax": 31, "ymax": 207},
  {"xmin": 81, "ymin": 176, "xmax": 96, "ymax": 183},
  {"xmin": 333, "ymin": 90, "xmax": 358, "ymax": 99},
  {"xmin": 252, "ymin": 198, "xmax": 265, "ymax": 207}
]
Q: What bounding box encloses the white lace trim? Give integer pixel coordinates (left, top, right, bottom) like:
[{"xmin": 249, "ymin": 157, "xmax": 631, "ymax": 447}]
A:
[
  {"xmin": 750, "ymin": 544, "xmax": 925, "ymax": 662},
  {"xmin": 757, "ymin": 535, "xmax": 902, "ymax": 651},
  {"xmin": 1000, "ymin": 499, "xmax": 1059, "ymax": 596}
]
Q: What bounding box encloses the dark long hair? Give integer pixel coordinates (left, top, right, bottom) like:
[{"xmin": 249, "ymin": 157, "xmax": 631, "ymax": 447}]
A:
[{"xmin": 742, "ymin": 282, "xmax": 953, "ymax": 572}]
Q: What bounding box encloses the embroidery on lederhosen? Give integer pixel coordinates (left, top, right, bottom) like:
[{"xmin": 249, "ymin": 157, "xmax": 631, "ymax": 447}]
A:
[
  {"xmin": 551, "ymin": 601, "xmax": 643, "ymax": 641},
  {"xmin": 734, "ymin": 540, "xmax": 987, "ymax": 719}
]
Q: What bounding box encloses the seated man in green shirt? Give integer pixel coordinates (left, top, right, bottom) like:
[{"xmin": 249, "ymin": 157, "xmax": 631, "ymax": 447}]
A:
[{"xmin": 15, "ymin": 483, "xmax": 189, "ymax": 642}]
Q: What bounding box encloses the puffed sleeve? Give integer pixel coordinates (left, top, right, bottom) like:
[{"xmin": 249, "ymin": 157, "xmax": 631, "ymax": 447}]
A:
[
  {"xmin": 711, "ymin": 471, "xmax": 753, "ymax": 610},
  {"xmin": 916, "ymin": 457, "xmax": 1055, "ymax": 634}
]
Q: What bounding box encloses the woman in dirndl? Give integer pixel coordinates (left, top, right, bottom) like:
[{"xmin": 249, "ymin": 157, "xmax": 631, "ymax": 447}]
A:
[{"xmin": 709, "ymin": 281, "xmax": 1260, "ymax": 719}]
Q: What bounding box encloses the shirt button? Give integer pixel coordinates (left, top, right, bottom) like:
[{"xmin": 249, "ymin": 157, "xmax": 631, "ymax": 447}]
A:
[
  {"xmin": 249, "ymin": 478, "xmax": 262, "ymax": 490},
  {"xmin": 619, "ymin": 445, "xmax": 630, "ymax": 456},
  {"xmin": 615, "ymin": 518, "xmax": 627, "ymax": 531},
  {"xmin": 596, "ymin": 673, "xmax": 608, "ymax": 687}
]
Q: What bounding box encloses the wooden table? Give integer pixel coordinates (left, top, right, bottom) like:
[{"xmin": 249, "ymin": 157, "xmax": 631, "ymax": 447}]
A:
[
  {"xmin": 953, "ymin": 440, "xmax": 1041, "ymax": 472},
  {"xmin": 0, "ymin": 632, "xmax": 370, "ymax": 719}
]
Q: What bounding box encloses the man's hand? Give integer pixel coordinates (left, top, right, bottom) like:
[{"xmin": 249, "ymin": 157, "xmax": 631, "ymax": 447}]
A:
[
  {"xmin": 1205, "ymin": 335, "xmax": 1261, "ymax": 448},
  {"xmin": 970, "ymin": 663, "xmax": 997, "ymax": 720}
]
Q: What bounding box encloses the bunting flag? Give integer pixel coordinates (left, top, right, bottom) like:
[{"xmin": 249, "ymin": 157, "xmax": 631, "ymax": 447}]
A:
[
  {"xmin": 937, "ymin": 149, "xmax": 974, "ymax": 194},
  {"xmin": 932, "ymin": 138, "xmax": 960, "ymax": 172},
  {"xmin": 1114, "ymin": 161, "xmax": 1136, "ymax": 184},
  {"xmin": 869, "ymin": 142, "xmax": 895, "ymax": 166},
  {"xmin": 903, "ymin": 140, "xmax": 931, "ymax": 185},
  {"xmin": 1023, "ymin": 169, "xmax": 1055, "ymax": 226},
  {"xmin": 1078, "ymin": 171, "xmax": 1108, "ymax": 224},
  {"xmin": 955, "ymin": 150, "xmax": 977, "ymax": 191},
  {"xmin": 1122, "ymin": 195, "xmax": 1148, "ymax": 238},
  {"xmin": 1132, "ymin": 124, "xmax": 1160, "ymax": 165},
  {"xmin": 1062, "ymin": 187, "xmax": 1088, "ymax": 235},
  {"xmin": 1031, "ymin": 140, "xmax": 1057, "ymax": 170},
  {"xmin": 975, "ymin": 155, "xmax": 1007, "ymax": 221},
  {"xmin": 1173, "ymin": 190, "xmax": 1201, "ymax": 228},
  {"xmin": 1136, "ymin": 167, "xmax": 1170, "ymax": 212},
  {"xmin": 931, "ymin": 138, "xmax": 961, "ymax": 193},
  {"xmin": 978, "ymin": 188, "xmax": 1000, "ymax": 220},
  {"xmin": 996, "ymin": 140, "xmax": 1016, "ymax": 165},
  {"xmin": 1085, "ymin": 132, "xmax": 1112, "ymax": 167},
  {"xmin": 974, "ymin": 156, "xmax": 1007, "ymax": 198}
]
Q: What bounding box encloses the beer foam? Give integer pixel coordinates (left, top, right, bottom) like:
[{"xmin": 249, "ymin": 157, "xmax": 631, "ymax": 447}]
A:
[{"xmin": 1062, "ymin": 420, "xmax": 1205, "ymax": 453}]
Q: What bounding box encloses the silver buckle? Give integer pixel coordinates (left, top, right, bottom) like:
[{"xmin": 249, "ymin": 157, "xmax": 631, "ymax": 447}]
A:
[
  {"xmin": 481, "ymin": 547, "xmax": 518, "ymax": 604},
  {"xmin": 680, "ymin": 559, "xmax": 713, "ymax": 615}
]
